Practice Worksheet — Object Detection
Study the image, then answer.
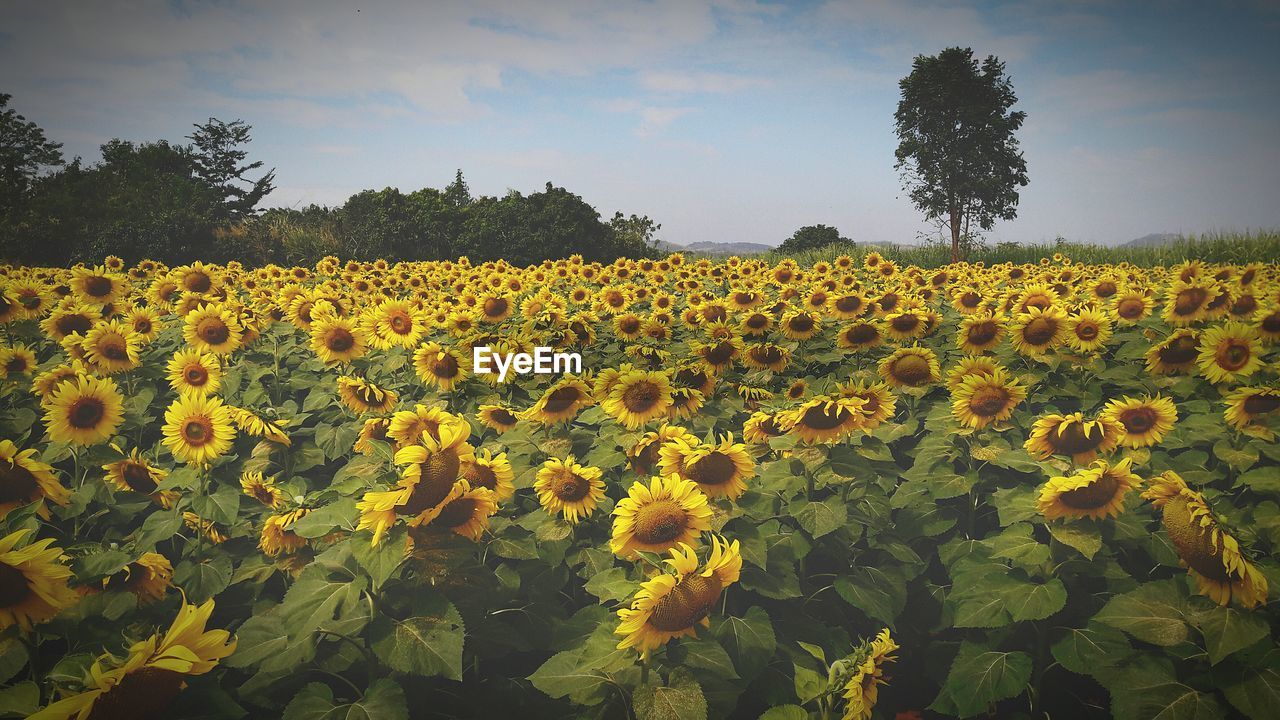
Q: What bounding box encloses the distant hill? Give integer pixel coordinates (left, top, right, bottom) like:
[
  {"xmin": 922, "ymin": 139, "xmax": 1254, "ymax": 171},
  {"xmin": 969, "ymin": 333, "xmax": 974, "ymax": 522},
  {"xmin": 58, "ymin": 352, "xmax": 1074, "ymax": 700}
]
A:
[
  {"xmin": 654, "ymin": 240, "xmax": 775, "ymax": 255},
  {"xmin": 1122, "ymin": 233, "xmax": 1180, "ymax": 248}
]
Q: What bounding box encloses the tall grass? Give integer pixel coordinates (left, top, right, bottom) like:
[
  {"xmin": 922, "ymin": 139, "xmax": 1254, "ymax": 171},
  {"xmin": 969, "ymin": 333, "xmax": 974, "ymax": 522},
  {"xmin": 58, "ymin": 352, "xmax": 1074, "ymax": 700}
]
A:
[{"xmin": 757, "ymin": 230, "xmax": 1280, "ymax": 267}]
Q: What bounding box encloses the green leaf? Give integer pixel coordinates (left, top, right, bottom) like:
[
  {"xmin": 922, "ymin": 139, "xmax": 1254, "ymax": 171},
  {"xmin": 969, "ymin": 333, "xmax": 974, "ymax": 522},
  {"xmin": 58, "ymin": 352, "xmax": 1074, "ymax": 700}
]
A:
[
  {"xmin": 583, "ymin": 567, "xmax": 634, "ymax": 603},
  {"xmin": 714, "ymin": 606, "xmax": 776, "ymax": 681},
  {"xmin": 987, "ymin": 523, "xmax": 1050, "ymax": 568},
  {"xmin": 633, "ymin": 669, "xmax": 707, "ymax": 720},
  {"xmin": 528, "ymin": 650, "xmax": 614, "ymax": 704},
  {"xmin": 757, "ymin": 706, "xmax": 808, "ymax": 720},
  {"xmin": 1051, "ymin": 623, "xmax": 1133, "ymax": 679},
  {"xmin": 290, "ymin": 499, "xmax": 357, "ymax": 539},
  {"xmin": 1047, "ymin": 520, "xmax": 1102, "ymax": 559},
  {"xmin": 1005, "ymin": 579, "xmax": 1067, "ymax": 622},
  {"xmin": 0, "ymin": 637, "xmax": 29, "ymax": 686},
  {"xmin": 933, "ymin": 641, "xmax": 1032, "ymax": 719},
  {"xmin": 1213, "ymin": 438, "xmax": 1258, "ymax": 471},
  {"xmin": 792, "ymin": 659, "xmax": 825, "ymax": 704},
  {"xmin": 1190, "ymin": 604, "xmax": 1270, "ymax": 665},
  {"xmin": 173, "ymin": 555, "xmax": 233, "ymax": 603},
  {"xmin": 1095, "ymin": 581, "xmax": 1189, "ymax": 647},
  {"xmin": 990, "ymin": 485, "xmax": 1040, "ymax": 527},
  {"xmin": 790, "ymin": 497, "xmax": 847, "ymax": 539},
  {"xmin": 370, "ymin": 595, "xmax": 464, "ymax": 681},
  {"xmin": 0, "ymin": 681, "xmax": 38, "ymax": 718},
  {"xmin": 1102, "ymin": 656, "xmax": 1224, "ymax": 720},
  {"xmin": 1220, "ymin": 658, "xmax": 1280, "ymax": 720},
  {"xmin": 134, "ymin": 510, "xmax": 183, "ymax": 550},
  {"xmin": 1238, "ymin": 466, "xmax": 1280, "ymax": 494},
  {"xmin": 350, "ymin": 537, "xmax": 405, "ymax": 591},
  {"xmin": 670, "ymin": 637, "xmax": 739, "ymax": 681},
  {"xmin": 282, "ymin": 679, "xmax": 408, "ymax": 720},
  {"xmin": 72, "ymin": 549, "xmax": 131, "ymax": 579},
  {"xmin": 834, "ymin": 566, "xmax": 907, "ymax": 625},
  {"xmin": 190, "ymin": 484, "xmax": 241, "ymax": 526}
]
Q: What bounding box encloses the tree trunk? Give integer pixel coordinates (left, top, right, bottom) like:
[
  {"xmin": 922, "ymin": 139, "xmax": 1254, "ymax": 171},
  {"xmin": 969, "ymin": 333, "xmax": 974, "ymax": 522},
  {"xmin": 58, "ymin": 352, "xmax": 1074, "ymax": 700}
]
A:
[{"xmin": 948, "ymin": 205, "xmax": 961, "ymax": 263}]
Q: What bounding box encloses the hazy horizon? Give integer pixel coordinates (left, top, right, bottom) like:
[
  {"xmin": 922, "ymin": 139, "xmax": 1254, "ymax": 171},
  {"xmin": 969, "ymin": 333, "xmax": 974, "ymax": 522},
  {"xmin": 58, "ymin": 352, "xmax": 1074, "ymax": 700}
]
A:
[{"xmin": 3, "ymin": 1, "xmax": 1278, "ymax": 249}]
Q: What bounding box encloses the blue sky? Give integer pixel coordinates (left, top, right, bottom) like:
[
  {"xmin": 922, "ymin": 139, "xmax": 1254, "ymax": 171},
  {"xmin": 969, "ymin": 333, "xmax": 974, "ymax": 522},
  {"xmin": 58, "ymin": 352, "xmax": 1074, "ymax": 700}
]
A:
[{"xmin": 2, "ymin": 0, "xmax": 1278, "ymax": 247}]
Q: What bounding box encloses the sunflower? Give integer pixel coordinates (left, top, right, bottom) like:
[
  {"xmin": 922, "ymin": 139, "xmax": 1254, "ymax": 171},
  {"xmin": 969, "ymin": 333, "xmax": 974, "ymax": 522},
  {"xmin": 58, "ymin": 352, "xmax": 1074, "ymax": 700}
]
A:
[
  {"xmin": 522, "ymin": 377, "xmax": 594, "ymax": 425},
  {"xmin": 1065, "ymin": 308, "xmax": 1112, "ymax": 353},
  {"xmin": 611, "ymin": 475, "xmax": 712, "ymax": 558},
  {"xmin": 1037, "ymin": 458, "xmax": 1141, "ymax": 521},
  {"xmin": 1196, "ymin": 322, "xmax": 1262, "ymax": 384},
  {"xmin": 1009, "ymin": 306, "xmax": 1067, "ymax": 355},
  {"xmin": 166, "ymin": 348, "xmax": 222, "ymax": 397},
  {"xmin": 70, "ymin": 266, "xmax": 126, "ymax": 305},
  {"xmin": 424, "ymin": 481, "xmax": 498, "ymax": 541},
  {"xmin": 614, "ymin": 536, "xmax": 741, "ymax": 659},
  {"xmin": 877, "ymin": 346, "xmax": 940, "ymax": 389},
  {"xmin": 955, "ymin": 312, "xmax": 1005, "ymax": 354},
  {"xmin": 477, "ymin": 403, "xmax": 519, "ymax": 434},
  {"xmin": 0, "ymin": 529, "xmax": 77, "ymax": 632},
  {"xmin": 240, "ymin": 471, "xmax": 285, "ymax": 508},
  {"xmin": 534, "ymin": 455, "xmax": 605, "ymax": 524},
  {"xmin": 387, "ymin": 404, "xmax": 469, "ymax": 449},
  {"xmin": 945, "ymin": 356, "xmax": 1003, "ymax": 392},
  {"xmin": 125, "ymin": 306, "xmax": 163, "ymax": 342},
  {"xmin": 883, "ymin": 308, "xmax": 929, "ymax": 342},
  {"xmin": 742, "ymin": 411, "xmax": 788, "ymax": 444},
  {"xmin": 951, "ymin": 368, "xmax": 1026, "ymax": 428},
  {"xmin": 827, "ymin": 291, "xmax": 868, "ymax": 320},
  {"xmin": 1142, "ymin": 472, "xmax": 1268, "ymax": 608},
  {"xmin": 739, "ymin": 310, "xmax": 775, "ymax": 336},
  {"xmin": 602, "ymin": 369, "xmax": 674, "ymax": 430},
  {"xmin": 40, "ymin": 300, "xmax": 101, "ymax": 341},
  {"xmin": 44, "ymin": 375, "xmax": 125, "ymax": 446},
  {"xmin": 838, "ymin": 381, "xmax": 898, "ymax": 430},
  {"xmin": 102, "ymin": 450, "xmax": 176, "ymax": 508},
  {"xmin": 414, "ymin": 341, "xmax": 470, "ymax": 391},
  {"xmin": 691, "ymin": 337, "xmax": 742, "ymax": 373},
  {"xmin": 1222, "ymin": 386, "xmax": 1280, "ymax": 438},
  {"xmin": 309, "ymin": 314, "xmax": 366, "ymax": 364},
  {"xmin": 259, "ymin": 509, "xmax": 310, "ymax": 557},
  {"xmin": 836, "ymin": 320, "xmax": 883, "ymax": 352},
  {"xmin": 1110, "ymin": 290, "xmax": 1153, "ymax": 324},
  {"xmin": 161, "ymin": 394, "xmax": 236, "ymax": 466},
  {"xmin": 659, "ymin": 435, "xmax": 755, "ymax": 499},
  {"xmin": 460, "ymin": 449, "xmax": 516, "ymax": 502},
  {"xmin": 353, "ymin": 417, "xmax": 393, "ymax": 455},
  {"xmin": 628, "ymin": 424, "xmax": 700, "ymax": 475},
  {"xmin": 1100, "ymin": 395, "xmax": 1178, "ymax": 448},
  {"xmin": 1, "ymin": 344, "xmax": 37, "ymax": 377},
  {"xmin": 82, "ymin": 319, "xmax": 141, "ymax": 374},
  {"xmin": 780, "ymin": 309, "xmax": 822, "ymax": 340},
  {"xmin": 743, "ymin": 343, "xmax": 792, "ymax": 373},
  {"xmin": 337, "ymin": 376, "xmax": 398, "ymax": 414},
  {"xmin": 28, "ymin": 598, "xmax": 236, "ymax": 720},
  {"xmin": 365, "ymin": 299, "xmax": 426, "ymax": 349},
  {"xmin": 182, "ymin": 512, "xmax": 228, "ymax": 544},
  {"xmin": 228, "ymin": 406, "xmax": 291, "ymax": 446},
  {"xmin": 1024, "ymin": 412, "xmax": 1121, "ymax": 464},
  {"xmin": 1, "ymin": 438, "xmax": 68, "ymax": 522},
  {"xmin": 183, "ymin": 303, "xmax": 243, "ymax": 355},
  {"xmin": 102, "ymin": 552, "xmax": 173, "ymax": 604},
  {"xmin": 1144, "ymin": 329, "xmax": 1201, "ymax": 375},
  {"xmin": 1161, "ymin": 278, "xmax": 1215, "ymax": 326},
  {"xmin": 356, "ymin": 425, "xmax": 475, "ymax": 546},
  {"xmin": 839, "ymin": 629, "xmax": 899, "ymax": 720}
]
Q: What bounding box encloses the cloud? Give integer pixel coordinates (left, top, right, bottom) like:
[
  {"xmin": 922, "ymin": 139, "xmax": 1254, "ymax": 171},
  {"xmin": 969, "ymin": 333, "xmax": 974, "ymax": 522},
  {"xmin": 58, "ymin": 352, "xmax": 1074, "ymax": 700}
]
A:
[{"xmin": 639, "ymin": 71, "xmax": 770, "ymax": 94}]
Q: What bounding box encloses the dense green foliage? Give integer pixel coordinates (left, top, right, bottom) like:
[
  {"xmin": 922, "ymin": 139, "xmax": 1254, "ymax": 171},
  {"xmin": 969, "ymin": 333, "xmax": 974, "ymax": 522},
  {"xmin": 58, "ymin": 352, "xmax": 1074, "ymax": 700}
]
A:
[{"xmin": 777, "ymin": 225, "xmax": 852, "ymax": 255}]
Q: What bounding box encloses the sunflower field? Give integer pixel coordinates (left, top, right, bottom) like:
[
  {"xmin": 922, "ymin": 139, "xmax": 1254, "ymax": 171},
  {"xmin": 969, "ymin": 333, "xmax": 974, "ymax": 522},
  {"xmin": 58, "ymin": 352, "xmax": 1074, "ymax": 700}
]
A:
[{"xmin": 1, "ymin": 252, "xmax": 1279, "ymax": 720}]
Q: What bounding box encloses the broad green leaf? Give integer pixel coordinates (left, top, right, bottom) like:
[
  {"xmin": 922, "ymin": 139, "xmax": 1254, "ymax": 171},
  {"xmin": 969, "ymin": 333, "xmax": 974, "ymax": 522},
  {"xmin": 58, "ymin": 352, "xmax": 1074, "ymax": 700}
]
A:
[
  {"xmin": 1005, "ymin": 579, "xmax": 1067, "ymax": 622},
  {"xmin": 350, "ymin": 537, "xmax": 405, "ymax": 590},
  {"xmin": 1051, "ymin": 623, "xmax": 1133, "ymax": 678},
  {"xmin": 1238, "ymin": 466, "xmax": 1280, "ymax": 494},
  {"xmin": 0, "ymin": 681, "xmax": 38, "ymax": 718},
  {"xmin": 633, "ymin": 669, "xmax": 707, "ymax": 720},
  {"xmin": 72, "ymin": 549, "xmax": 131, "ymax": 579},
  {"xmin": 282, "ymin": 679, "xmax": 408, "ymax": 720},
  {"xmin": 173, "ymin": 555, "xmax": 233, "ymax": 603},
  {"xmin": 790, "ymin": 497, "xmax": 847, "ymax": 539},
  {"xmin": 528, "ymin": 650, "xmax": 614, "ymax": 704},
  {"xmin": 1220, "ymin": 659, "xmax": 1280, "ymax": 720},
  {"xmin": 1102, "ymin": 656, "xmax": 1224, "ymax": 720},
  {"xmin": 987, "ymin": 523, "xmax": 1051, "ymax": 568},
  {"xmin": 1047, "ymin": 520, "xmax": 1102, "ymax": 559},
  {"xmin": 0, "ymin": 637, "xmax": 28, "ymax": 686},
  {"xmin": 670, "ymin": 638, "xmax": 739, "ymax": 680},
  {"xmin": 758, "ymin": 706, "xmax": 808, "ymax": 720},
  {"xmin": 370, "ymin": 595, "xmax": 465, "ymax": 681},
  {"xmin": 583, "ymin": 566, "xmax": 634, "ymax": 603},
  {"xmin": 1213, "ymin": 438, "xmax": 1258, "ymax": 471},
  {"xmin": 1095, "ymin": 581, "xmax": 1189, "ymax": 647},
  {"xmin": 990, "ymin": 485, "xmax": 1040, "ymax": 527},
  {"xmin": 290, "ymin": 499, "xmax": 358, "ymax": 539},
  {"xmin": 134, "ymin": 510, "xmax": 184, "ymax": 550},
  {"xmin": 190, "ymin": 484, "xmax": 241, "ymax": 526},
  {"xmin": 834, "ymin": 566, "xmax": 907, "ymax": 625},
  {"xmin": 934, "ymin": 641, "xmax": 1032, "ymax": 719},
  {"xmin": 1190, "ymin": 604, "xmax": 1270, "ymax": 665},
  {"xmin": 792, "ymin": 659, "xmax": 825, "ymax": 703},
  {"xmin": 714, "ymin": 606, "xmax": 776, "ymax": 681}
]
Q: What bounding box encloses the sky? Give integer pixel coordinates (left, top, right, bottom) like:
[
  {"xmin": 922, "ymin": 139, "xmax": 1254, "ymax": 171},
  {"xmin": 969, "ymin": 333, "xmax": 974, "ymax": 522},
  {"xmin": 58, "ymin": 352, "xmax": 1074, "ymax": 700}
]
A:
[{"xmin": 2, "ymin": 0, "xmax": 1278, "ymax": 248}]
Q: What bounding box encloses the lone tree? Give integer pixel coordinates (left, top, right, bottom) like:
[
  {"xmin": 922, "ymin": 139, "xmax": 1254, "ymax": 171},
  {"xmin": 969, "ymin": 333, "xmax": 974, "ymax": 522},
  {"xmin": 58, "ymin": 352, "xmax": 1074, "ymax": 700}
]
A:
[
  {"xmin": 188, "ymin": 118, "xmax": 275, "ymax": 220},
  {"xmin": 1, "ymin": 93, "xmax": 64, "ymax": 217},
  {"xmin": 778, "ymin": 224, "xmax": 852, "ymax": 254},
  {"xmin": 894, "ymin": 47, "xmax": 1028, "ymax": 262}
]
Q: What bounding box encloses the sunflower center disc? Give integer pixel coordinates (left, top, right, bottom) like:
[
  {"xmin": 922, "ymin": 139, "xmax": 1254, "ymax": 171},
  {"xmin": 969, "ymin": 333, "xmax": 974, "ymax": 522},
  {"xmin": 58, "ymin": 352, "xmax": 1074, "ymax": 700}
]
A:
[
  {"xmin": 83, "ymin": 666, "xmax": 186, "ymax": 720},
  {"xmin": 58, "ymin": 314, "xmax": 93, "ymax": 336},
  {"xmin": 542, "ymin": 387, "xmax": 581, "ymax": 414},
  {"xmin": 135, "ymin": 320, "xmax": 151, "ymax": 333},
  {"xmin": 1059, "ymin": 472, "xmax": 1120, "ymax": 509},
  {"xmin": 1023, "ymin": 317, "xmax": 1058, "ymax": 345},
  {"xmin": 122, "ymin": 462, "xmax": 159, "ymax": 494},
  {"xmin": 433, "ymin": 354, "xmax": 460, "ymax": 378},
  {"xmin": 1163, "ymin": 497, "xmax": 1231, "ymax": 581},
  {"xmin": 435, "ymin": 498, "xmax": 477, "ymax": 528},
  {"xmin": 1076, "ymin": 324, "xmax": 1099, "ymax": 341},
  {"xmin": 969, "ymin": 387, "xmax": 1011, "ymax": 418},
  {"xmin": 0, "ymin": 561, "xmax": 32, "ymax": 607},
  {"xmin": 801, "ymin": 404, "xmax": 852, "ymax": 430},
  {"xmin": 184, "ymin": 420, "xmax": 210, "ymax": 444},
  {"xmin": 198, "ymin": 319, "xmax": 230, "ymax": 345},
  {"xmin": 751, "ymin": 346, "xmax": 783, "ymax": 365},
  {"xmin": 846, "ymin": 324, "xmax": 877, "ymax": 344},
  {"xmin": 328, "ymin": 330, "xmax": 354, "ymax": 351},
  {"xmin": 1049, "ymin": 421, "xmax": 1103, "ymax": 455},
  {"xmin": 463, "ymin": 462, "xmax": 498, "ymax": 491},
  {"xmin": 706, "ymin": 342, "xmax": 734, "ymax": 364},
  {"xmin": 1120, "ymin": 407, "xmax": 1156, "ymax": 433},
  {"xmin": 1243, "ymin": 393, "xmax": 1280, "ymax": 415},
  {"xmin": 0, "ymin": 461, "xmax": 39, "ymax": 504},
  {"xmin": 1263, "ymin": 314, "xmax": 1280, "ymax": 333},
  {"xmin": 649, "ymin": 575, "xmax": 723, "ymax": 632},
  {"xmin": 103, "ymin": 339, "xmax": 129, "ymax": 360},
  {"xmin": 634, "ymin": 500, "xmax": 687, "ymax": 544},
  {"xmin": 688, "ymin": 452, "xmax": 736, "ymax": 486},
  {"xmin": 1219, "ymin": 343, "xmax": 1250, "ymax": 370},
  {"xmin": 389, "ymin": 313, "xmax": 410, "ymax": 333},
  {"xmin": 746, "ymin": 313, "xmax": 769, "ymax": 329},
  {"xmin": 484, "ymin": 298, "xmax": 508, "ymax": 316},
  {"xmin": 186, "ymin": 367, "xmax": 207, "ymax": 385},
  {"xmin": 555, "ymin": 472, "xmax": 591, "ymax": 502},
  {"xmin": 1160, "ymin": 336, "xmax": 1200, "ymax": 364},
  {"xmin": 622, "ymin": 382, "xmax": 660, "ymax": 412},
  {"xmin": 1173, "ymin": 288, "xmax": 1208, "ymax": 315},
  {"xmin": 789, "ymin": 316, "xmax": 814, "ymax": 332},
  {"xmin": 1118, "ymin": 299, "xmax": 1145, "ymax": 318},
  {"xmin": 85, "ymin": 276, "xmax": 113, "ymax": 297},
  {"xmin": 967, "ymin": 322, "xmax": 998, "ymax": 345},
  {"xmin": 891, "ymin": 315, "xmax": 918, "ymax": 332},
  {"xmin": 186, "ymin": 273, "xmax": 213, "ymax": 293},
  {"xmin": 69, "ymin": 398, "xmax": 105, "ymax": 429},
  {"xmin": 891, "ymin": 355, "xmax": 931, "ymax": 385}
]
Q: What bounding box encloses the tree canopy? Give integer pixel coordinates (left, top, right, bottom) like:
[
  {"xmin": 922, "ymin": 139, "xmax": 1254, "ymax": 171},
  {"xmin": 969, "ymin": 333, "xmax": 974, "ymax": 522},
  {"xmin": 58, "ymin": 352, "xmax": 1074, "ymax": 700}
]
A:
[
  {"xmin": 894, "ymin": 47, "xmax": 1028, "ymax": 262},
  {"xmin": 777, "ymin": 224, "xmax": 852, "ymax": 255}
]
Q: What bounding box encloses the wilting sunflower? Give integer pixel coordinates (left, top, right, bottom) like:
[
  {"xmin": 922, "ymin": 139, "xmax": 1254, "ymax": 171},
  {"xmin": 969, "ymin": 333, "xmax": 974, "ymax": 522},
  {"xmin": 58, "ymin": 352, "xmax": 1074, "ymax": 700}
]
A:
[
  {"xmin": 534, "ymin": 455, "xmax": 605, "ymax": 524},
  {"xmin": 659, "ymin": 435, "xmax": 755, "ymax": 499},
  {"xmin": 611, "ymin": 475, "xmax": 712, "ymax": 558},
  {"xmin": 414, "ymin": 341, "xmax": 470, "ymax": 391},
  {"xmin": 877, "ymin": 346, "xmax": 940, "ymax": 389},
  {"xmin": 337, "ymin": 375, "xmax": 398, "ymax": 414},
  {"xmin": 28, "ymin": 598, "xmax": 236, "ymax": 720},
  {"xmin": 614, "ymin": 536, "xmax": 742, "ymax": 659},
  {"xmin": 1065, "ymin": 308, "xmax": 1113, "ymax": 353},
  {"xmin": 183, "ymin": 303, "xmax": 243, "ymax": 355},
  {"xmin": 955, "ymin": 312, "xmax": 1005, "ymax": 354},
  {"xmin": 950, "ymin": 368, "xmax": 1026, "ymax": 428},
  {"xmin": 0, "ymin": 529, "xmax": 77, "ymax": 631},
  {"xmin": 161, "ymin": 394, "xmax": 236, "ymax": 466},
  {"xmin": 182, "ymin": 512, "xmax": 228, "ymax": 544},
  {"xmin": 1024, "ymin": 412, "xmax": 1121, "ymax": 464},
  {"xmin": 357, "ymin": 424, "xmax": 475, "ymax": 545},
  {"xmin": 259, "ymin": 509, "xmax": 310, "ymax": 557},
  {"xmin": 240, "ymin": 471, "xmax": 284, "ymax": 508},
  {"xmin": 667, "ymin": 387, "xmax": 706, "ymax": 420},
  {"xmin": 742, "ymin": 411, "xmax": 788, "ymax": 444},
  {"xmin": 1037, "ymin": 458, "xmax": 1141, "ymax": 521},
  {"xmin": 1143, "ymin": 471, "xmax": 1268, "ymax": 608},
  {"xmin": 1009, "ymin": 306, "xmax": 1068, "ymax": 355},
  {"xmin": 838, "ymin": 629, "xmax": 899, "ymax": 720},
  {"xmin": 522, "ymin": 377, "xmax": 594, "ymax": 425},
  {"xmin": 602, "ymin": 369, "xmax": 674, "ymax": 430},
  {"xmin": 0, "ymin": 440, "xmax": 69, "ymax": 519},
  {"xmin": 44, "ymin": 375, "xmax": 125, "ymax": 446},
  {"xmin": 425, "ymin": 481, "xmax": 499, "ymax": 541},
  {"xmin": 1223, "ymin": 386, "xmax": 1280, "ymax": 438},
  {"xmin": 166, "ymin": 348, "xmax": 222, "ymax": 397},
  {"xmin": 101, "ymin": 552, "xmax": 173, "ymax": 604},
  {"xmin": 1196, "ymin": 322, "xmax": 1262, "ymax": 384},
  {"xmin": 460, "ymin": 449, "xmax": 515, "ymax": 502},
  {"xmin": 228, "ymin": 406, "xmax": 291, "ymax": 446},
  {"xmin": 1101, "ymin": 395, "xmax": 1178, "ymax": 448},
  {"xmin": 309, "ymin": 314, "xmax": 366, "ymax": 364},
  {"xmin": 1144, "ymin": 329, "xmax": 1201, "ymax": 375},
  {"xmin": 477, "ymin": 403, "xmax": 519, "ymax": 434},
  {"xmin": 102, "ymin": 449, "xmax": 176, "ymax": 508}
]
